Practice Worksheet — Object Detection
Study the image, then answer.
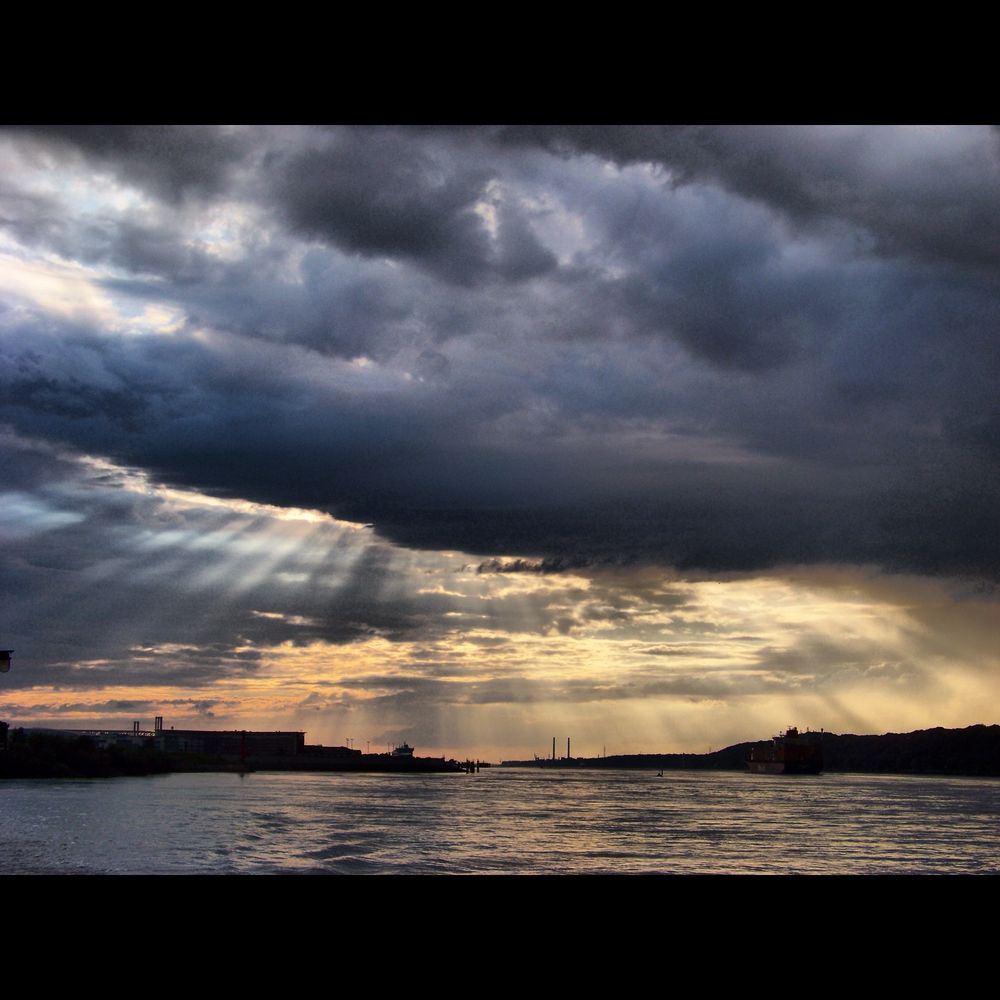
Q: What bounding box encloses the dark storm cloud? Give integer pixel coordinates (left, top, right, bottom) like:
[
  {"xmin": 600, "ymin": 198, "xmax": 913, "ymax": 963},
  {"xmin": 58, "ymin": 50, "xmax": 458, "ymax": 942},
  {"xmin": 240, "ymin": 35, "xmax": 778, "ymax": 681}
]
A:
[
  {"xmin": 0, "ymin": 314, "xmax": 176, "ymax": 434},
  {"xmin": 4, "ymin": 300, "xmax": 1000, "ymax": 579},
  {"xmin": 2, "ymin": 126, "xmax": 1000, "ymax": 580},
  {"xmin": 496, "ymin": 125, "xmax": 1000, "ymax": 274},
  {"xmin": 268, "ymin": 127, "xmax": 557, "ymax": 286},
  {"xmin": 10, "ymin": 125, "xmax": 253, "ymax": 202},
  {"xmin": 1, "ymin": 433, "xmax": 636, "ymax": 692},
  {"xmin": 5, "ymin": 373, "xmax": 148, "ymax": 431}
]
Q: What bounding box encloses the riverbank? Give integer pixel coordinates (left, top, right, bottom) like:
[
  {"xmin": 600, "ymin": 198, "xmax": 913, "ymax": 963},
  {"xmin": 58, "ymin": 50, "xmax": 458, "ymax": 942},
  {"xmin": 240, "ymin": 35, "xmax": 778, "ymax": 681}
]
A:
[
  {"xmin": 500, "ymin": 724, "xmax": 1000, "ymax": 778},
  {"xmin": 0, "ymin": 730, "xmax": 466, "ymax": 779}
]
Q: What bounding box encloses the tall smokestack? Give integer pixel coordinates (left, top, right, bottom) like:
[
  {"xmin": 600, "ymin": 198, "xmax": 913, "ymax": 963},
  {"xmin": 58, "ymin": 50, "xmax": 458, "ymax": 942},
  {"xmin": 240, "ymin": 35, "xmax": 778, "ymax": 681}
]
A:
[
  {"xmin": 567, "ymin": 737, "xmax": 571, "ymax": 760},
  {"xmin": 552, "ymin": 736, "xmax": 555, "ymax": 761}
]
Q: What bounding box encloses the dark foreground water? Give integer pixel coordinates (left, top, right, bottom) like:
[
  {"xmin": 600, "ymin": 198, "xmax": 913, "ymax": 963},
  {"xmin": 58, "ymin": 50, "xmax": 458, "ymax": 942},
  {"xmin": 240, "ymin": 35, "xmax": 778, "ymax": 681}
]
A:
[{"xmin": 2, "ymin": 768, "xmax": 998, "ymax": 874}]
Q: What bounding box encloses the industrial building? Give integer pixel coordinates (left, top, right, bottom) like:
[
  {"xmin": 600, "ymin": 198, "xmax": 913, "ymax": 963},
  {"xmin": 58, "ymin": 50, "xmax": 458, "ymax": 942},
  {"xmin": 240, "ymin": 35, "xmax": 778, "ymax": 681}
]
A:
[
  {"xmin": 67, "ymin": 716, "xmax": 310, "ymax": 758},
  {"xmin": 151, "ymin": 716, "xmax": 306, "ymax": 756},
  {"xmin": 12, "ymin": 715, "xmax": 462, "ymax": 772}
]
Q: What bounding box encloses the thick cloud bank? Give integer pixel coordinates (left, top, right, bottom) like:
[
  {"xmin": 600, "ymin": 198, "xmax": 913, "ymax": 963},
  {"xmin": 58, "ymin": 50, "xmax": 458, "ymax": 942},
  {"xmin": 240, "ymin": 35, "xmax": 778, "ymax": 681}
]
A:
[{"xmin": 3, "ymin": 125, "xmax": 1000, "ymax": 578}]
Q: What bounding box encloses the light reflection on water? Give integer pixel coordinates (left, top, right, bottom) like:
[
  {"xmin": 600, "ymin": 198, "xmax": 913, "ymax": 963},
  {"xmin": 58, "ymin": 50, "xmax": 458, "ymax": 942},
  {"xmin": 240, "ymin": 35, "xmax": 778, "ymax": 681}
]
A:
[{"xmin": 1, "ymin": 768, "xmax": 998, "ymax": 874}]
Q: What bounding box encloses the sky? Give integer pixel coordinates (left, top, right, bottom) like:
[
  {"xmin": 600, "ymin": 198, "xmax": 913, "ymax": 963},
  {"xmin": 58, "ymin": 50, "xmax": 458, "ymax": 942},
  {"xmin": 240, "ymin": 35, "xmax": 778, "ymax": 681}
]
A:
[{"xmin": 1, "ymin": 124, "xmax": 999, "ymax": 761}]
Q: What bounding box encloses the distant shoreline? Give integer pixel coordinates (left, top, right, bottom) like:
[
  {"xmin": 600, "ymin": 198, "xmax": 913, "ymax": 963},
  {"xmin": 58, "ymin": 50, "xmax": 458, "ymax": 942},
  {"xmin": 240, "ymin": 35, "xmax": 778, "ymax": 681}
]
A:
[
  {"xmin": 500, "ymin": 723, "xmax": 1000, "ymax": 778},
  {"xmin": 4, "ymin": 723, "xmax": 1000, "ymax": 781},
  {"xmin": 0, "ymin": 729, "xmax": 465, "ymax": 780}
]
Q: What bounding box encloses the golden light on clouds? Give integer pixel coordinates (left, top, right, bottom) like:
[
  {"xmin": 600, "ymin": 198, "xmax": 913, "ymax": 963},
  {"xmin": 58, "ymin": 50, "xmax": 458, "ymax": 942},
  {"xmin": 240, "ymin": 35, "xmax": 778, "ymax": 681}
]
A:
[{"xmin": 2, "ymin": 438, "xmax": 1000, "ymax": 761}]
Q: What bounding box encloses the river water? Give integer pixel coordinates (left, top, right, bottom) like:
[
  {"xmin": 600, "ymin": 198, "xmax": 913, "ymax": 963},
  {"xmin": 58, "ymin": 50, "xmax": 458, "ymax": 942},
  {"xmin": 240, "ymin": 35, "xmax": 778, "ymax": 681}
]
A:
[{"xmin": 2, "ymin": 768, "xmax": 997, "ymax": 874}]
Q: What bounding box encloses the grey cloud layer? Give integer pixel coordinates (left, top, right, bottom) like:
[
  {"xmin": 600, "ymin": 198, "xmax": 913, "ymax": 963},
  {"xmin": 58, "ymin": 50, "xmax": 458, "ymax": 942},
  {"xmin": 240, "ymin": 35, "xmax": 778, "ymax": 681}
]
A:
[
  {"xmin": 3, "ymin": 434, "xmax": 996, "ymax": 735},
  {"xmin": 2, "ymin": 437, "xmax": 702, "ymax": 691},
  {"xmin": 2, "ymin": 125, "xmax": 1000, "ymax": 578}
]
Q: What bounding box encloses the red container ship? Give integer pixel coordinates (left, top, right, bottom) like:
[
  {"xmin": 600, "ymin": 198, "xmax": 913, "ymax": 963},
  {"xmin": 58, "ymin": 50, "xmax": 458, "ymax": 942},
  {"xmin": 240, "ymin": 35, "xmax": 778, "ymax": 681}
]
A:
[{"xmin": 747, "ymin": 727, "xmax": 823, "ymax": 774}]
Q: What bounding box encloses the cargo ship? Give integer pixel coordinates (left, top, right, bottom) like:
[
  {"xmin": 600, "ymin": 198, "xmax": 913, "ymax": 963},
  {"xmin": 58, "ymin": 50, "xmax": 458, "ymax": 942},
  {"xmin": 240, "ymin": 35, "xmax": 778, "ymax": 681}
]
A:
[{"xmin": 747, "ymin": 727, "xmax": 823, "ymax": 774}]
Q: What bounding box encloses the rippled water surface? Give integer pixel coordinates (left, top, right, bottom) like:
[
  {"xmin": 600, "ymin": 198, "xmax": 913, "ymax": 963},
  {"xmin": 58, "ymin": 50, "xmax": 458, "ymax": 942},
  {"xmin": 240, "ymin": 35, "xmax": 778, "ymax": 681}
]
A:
[{"xmin": 2, "ymin": 768, "xmax": 998, "ymax": 874}]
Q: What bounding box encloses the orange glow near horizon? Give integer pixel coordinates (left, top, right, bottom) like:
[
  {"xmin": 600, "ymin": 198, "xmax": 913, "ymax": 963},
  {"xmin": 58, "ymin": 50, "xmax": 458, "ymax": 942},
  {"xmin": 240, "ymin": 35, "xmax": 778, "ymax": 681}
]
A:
[{"xmin": 3, "ymin": 445, "xmax": 999, "ymax": 760}]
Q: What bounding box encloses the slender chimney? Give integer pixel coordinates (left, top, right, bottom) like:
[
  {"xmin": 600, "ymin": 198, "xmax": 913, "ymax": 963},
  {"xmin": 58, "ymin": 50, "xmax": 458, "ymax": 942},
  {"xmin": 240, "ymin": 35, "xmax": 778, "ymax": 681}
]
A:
[
  {"xmin": 567, "ymin": 737, "xmax": 571, "ymax": 760},
  {"xmin": 133, "ymin": 720, "xmax": 139, "ymax": 734},
  {"xmin": 552, "ymin": 736, "xmax": 556, "ymax": 761}
]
